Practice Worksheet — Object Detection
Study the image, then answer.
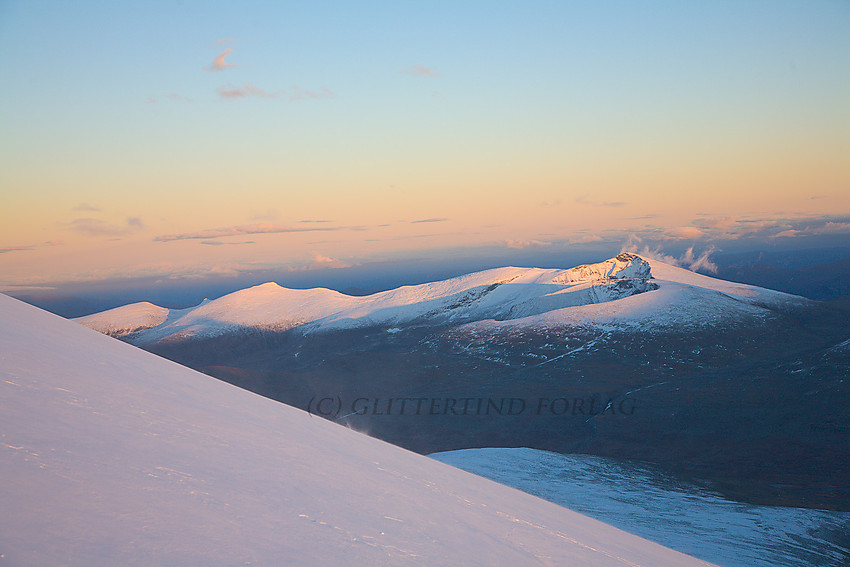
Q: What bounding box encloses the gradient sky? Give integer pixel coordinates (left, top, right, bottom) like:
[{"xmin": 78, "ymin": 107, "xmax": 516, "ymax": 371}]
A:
[{"xmin": 1, "ymin": 1, "xmax": 848, "ymax": 291}]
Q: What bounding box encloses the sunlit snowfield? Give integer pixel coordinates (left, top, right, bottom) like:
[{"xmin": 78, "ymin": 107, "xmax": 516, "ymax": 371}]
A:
[{"xmin": 431, "ymin": 448, "xmax": 850, "ymax": 567}]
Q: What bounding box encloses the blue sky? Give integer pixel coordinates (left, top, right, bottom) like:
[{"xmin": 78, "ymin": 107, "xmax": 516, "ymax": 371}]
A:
[{"xmin": 0, "ymin": 1, "xmax": 848, "ymax": 291}]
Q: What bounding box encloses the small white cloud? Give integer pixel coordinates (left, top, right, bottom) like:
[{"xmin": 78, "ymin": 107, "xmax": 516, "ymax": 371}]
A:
[
  {"xmin": 312, "ymin": 253, "xmax": 335, "ymax": 264},
  {"xmin": 568, "ymin": 234, "xmax": 603, "ymax": 244},
  {"xmin": 504, "ymin": 239, "xmax": 551, "ymax": 249},
  {"xmin": 773, "ymin": 229, "xmax": 801, "ymax": 238},
  {"xmin": 681, "ymin": 246, "xmax": 718, "ymax": 273},
  {"xmin": 303, "ymin": 252, "xmax": 352, "ymax": 270},
  {"xmin": 664, "ymin": 227, "xmax": 705, "ymax": 240},
  {"xmin": 206, "ymin": 48, "xmax": 239, "ymax": 72}
]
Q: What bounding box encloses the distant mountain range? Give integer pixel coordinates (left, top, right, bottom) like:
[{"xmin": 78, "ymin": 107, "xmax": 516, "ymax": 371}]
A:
[
  {"xmin": 77, "ymin": 253, "xmax": 802, "ymax": 342},
  {"xmin": 75, "ymin": 254, "xmax": 850, "ymax": 511}
]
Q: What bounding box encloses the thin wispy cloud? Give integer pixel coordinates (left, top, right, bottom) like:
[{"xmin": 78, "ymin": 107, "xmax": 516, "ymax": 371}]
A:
[
  {"xmin": 773, "ymin": 229, "xmax": 801, "ymax": 238},
  {"xmin": 200, "ymin": 240, "xmax": 255, "ymax": 246},
  {"xmin": 567, "ymin": 234, "xmax": 603, "ymax": 244},
  {"xmin": 166, "ymin": 93, "xmax": 191, "ymax": 102},
  {"xmin": 538, "ymin": 199, "xmax": 562, "ymax": 208},
  {"xmin": 251, "ymin": 209, "xmax": 278, "ymax": 221},
  {"xmin": 402, "ymin": 64, "xmax": 440, "ymax": 78},
  {"xmin": 65, "ymin": 218, "xmax": 145, "ymax": 237},
  {"xmin": 218, "ymin": 83, "xmax": 271, "ymax": 99},
  {"xmin": 0, "ymin": 245, "xmax": 35, "ymax": 254},
  {"xmin": 74, "ymin": 203, "xmax": 100, "ymax": 212},
  {"xmin": 154, "ymin": 223, "xmax": 358, "ymax": 242},
  {"xmin": 575, "ymin": 194, "xmax": 626, "ymax": 208},
  {"xmin": 146, "ymin": 93, "xmax": 192, "ymax": 104},
  {"xmin": 393, "ymin": 233, "xmax": 438, "ymax": 240},
  {"xmin": 217, "ymin": 83, "xmax": 335, "ymax": 101},
  {"xmin": 410, "ymin": 218, "xmax": 449, "ymax": 224},
  {"xmin": 214, "ymin": 37, "xmax": 235, "ymax": 45},
  {"xmin": 290, "ymin": 85, "xmax": 335, "ymax": 101},
  {"xmin": 693, "ymin": 216, "xmax": 733, "ymax": 229}
]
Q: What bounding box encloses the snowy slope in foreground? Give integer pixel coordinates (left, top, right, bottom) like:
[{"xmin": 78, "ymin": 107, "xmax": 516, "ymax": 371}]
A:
[
  {"xmin": 76, "ymin": 254, "xmax": 804, "ymax": 342},
  {"xmin": 432, "ymin": 449, "xmax": 850, "ymax": 567},
  {"xmin": 0, "ymin": 294, "xmax": 714, "ymax": 566}
]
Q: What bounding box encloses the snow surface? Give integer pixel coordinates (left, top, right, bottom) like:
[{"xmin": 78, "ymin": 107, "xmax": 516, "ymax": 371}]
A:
[
  {"xmin": 462, "ymin": 256, "xmax": 806, "ymax": 333},
  {"xmin": 431, "ymin": 448, "xmax": 850, "ymax": 567},
  {"xmin": 0, "ymin": 294, "xmax": 715, "ymax": 566},
  {"xmin": 75, "ymin": 301, "xmax": 168, "ymax": 337},
  {"xmin": 76, "ymin": 254, "xmax": 804, "ymax": 344}
]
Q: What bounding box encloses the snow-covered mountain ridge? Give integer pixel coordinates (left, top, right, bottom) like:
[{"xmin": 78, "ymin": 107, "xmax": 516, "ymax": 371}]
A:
[
  {"xmin": 0, "ymin": 293, "xmax": 716, "ymax": 566},
  {"xmin": 76, "ymin": 253, "xmax": 804, "ymax": 343}
]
